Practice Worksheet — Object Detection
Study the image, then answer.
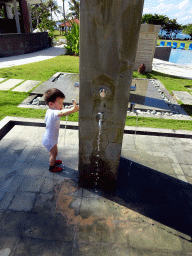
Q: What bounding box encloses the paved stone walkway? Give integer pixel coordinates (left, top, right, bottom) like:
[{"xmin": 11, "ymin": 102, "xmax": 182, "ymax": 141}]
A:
[
  {"xmin": 172, "ymin": 91, "xmax": 192, "ymax": 105},
  {"xmin": 152, "ymin": 58, "xmax": 192, "ymax": 80},
  {"xmin": 0, "ymin": 79, "xmax": 24, "ymax": 91},
  {"xmin": 12, "ymin": 80, "xmax": 41, "ymax": 92},
  {"xmin": 0, "ymin": 79, "xmax": 41, "ymax": 92},
  {"xmin": 0, "ymin": 117, "xmax": 192, "ymax": 255},
  {"xmin": 0, "ymin": 46, "xmax": 65, "ymax": 69}
]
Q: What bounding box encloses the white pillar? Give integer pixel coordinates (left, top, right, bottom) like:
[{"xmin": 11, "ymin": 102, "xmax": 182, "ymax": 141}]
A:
[
  {"xmin": 27, "ymin": 3, "xmax": 33, "ymax": 32},
  {"xmin": 5, "ymin": 3, "xmax": 13, "ymax": 19},
  {"xmin": 13, "ymin": 0, "xmax": 21, "ymax": 34}
]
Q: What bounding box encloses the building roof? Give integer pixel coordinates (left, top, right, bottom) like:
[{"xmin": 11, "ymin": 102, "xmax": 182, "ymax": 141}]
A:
[{"xmin": 59, "ymin": 19, "xmax": 79, "ymax": 27}]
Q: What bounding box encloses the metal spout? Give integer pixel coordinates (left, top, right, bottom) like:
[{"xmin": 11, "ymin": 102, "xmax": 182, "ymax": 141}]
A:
[
  {"xmin": 97, "ymin": 112, "xmax": 104, "ymax": 122},
  {"xmin": 130, "ymin": 103, "xmax": 135, "ymax": 112}
]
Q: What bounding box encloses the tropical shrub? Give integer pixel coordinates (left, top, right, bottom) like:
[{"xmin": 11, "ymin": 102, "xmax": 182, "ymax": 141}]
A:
[{"xmin": 64, "ymin": 20, "xmax": 79, "ymax": 56}]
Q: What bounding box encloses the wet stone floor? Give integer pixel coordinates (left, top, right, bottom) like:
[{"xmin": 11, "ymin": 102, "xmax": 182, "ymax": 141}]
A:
[{"xmin": 0, "ymin": 124, "xmax": 192, "ymax": 255}]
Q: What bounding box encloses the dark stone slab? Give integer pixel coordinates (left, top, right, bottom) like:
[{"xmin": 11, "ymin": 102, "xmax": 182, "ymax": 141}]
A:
[
  {"xmin": 129, "ymin": 79, "xmax": 171, "ymax": 112},
  {"xmin": 31, "ymin": 73, "xmax": 79, "ymax": 104},
  {"xmin": 154, "ymin": 46, "xmax": 172, "ymax": 61}
]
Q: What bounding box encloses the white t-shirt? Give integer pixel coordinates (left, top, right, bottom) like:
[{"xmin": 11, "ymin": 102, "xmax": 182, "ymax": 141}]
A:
[{"xmin": 42, "ymin": 109, "xmax": 61, "ymax": 151}]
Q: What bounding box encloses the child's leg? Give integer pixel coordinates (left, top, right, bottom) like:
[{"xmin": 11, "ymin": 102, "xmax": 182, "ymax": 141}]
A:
[
  {"xmin": 49, "ymin": 144, "xmax": 62, "ymax": 172},
  {"xmin": 49, "ymin": 144, "xmax": 57, "ymax": 166}
]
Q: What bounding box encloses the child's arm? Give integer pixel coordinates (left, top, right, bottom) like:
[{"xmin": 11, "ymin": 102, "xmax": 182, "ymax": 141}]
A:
[{"xmin": 57, "ymin": 101, "xmax": 79, "ymax": 117}]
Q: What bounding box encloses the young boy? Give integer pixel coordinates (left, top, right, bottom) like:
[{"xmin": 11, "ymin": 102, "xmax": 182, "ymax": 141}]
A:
[{"xmin": 42, "ymin": 88, "xmax": 79, "ymax": 172}]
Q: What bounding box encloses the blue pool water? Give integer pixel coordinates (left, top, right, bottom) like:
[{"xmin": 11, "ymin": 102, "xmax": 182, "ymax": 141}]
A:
[{"xmin": 169, "ymin": 49, "xmax": 192, "ymax": 65}]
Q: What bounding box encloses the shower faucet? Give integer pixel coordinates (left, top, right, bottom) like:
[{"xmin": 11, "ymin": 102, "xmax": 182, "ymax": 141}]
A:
[{"xmin": 99, "ymin": 88, "xmax": 107, "ymax": 98}]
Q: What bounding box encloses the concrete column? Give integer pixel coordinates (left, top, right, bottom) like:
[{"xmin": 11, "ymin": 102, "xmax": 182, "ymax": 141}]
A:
[
  {"xmin": 27, "ymin": 3, "xmax": 33, "ymax": 32},
  {"xmin": 13, "ymin": 0, "xmax": 21, "ymax": 34},
  {"xmin": 19, "ymin": 0, "xmax": 30, "ymax": 33},
  {"xmin": 79, "ymin": 0, "xmax": 144, "ymax": 191}
]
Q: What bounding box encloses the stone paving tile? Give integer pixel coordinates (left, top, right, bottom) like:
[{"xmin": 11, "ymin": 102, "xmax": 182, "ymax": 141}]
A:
[
  {"xmin": 16, "ymin": 131, "xmax": 40, "ymax": 142},
  {"xmin": 10, "ymin": 237, "xmax": 74, "ymax": 256},
  {"xmin": 11, "ymin": 162, "xmax": 32, "ymax": 176},
  {"xmin": 32, "ymin": 193, "xmax": 58, "ymax": 214},
  {"xmin": 179, "ymin": 235, "xmax": 192, "ymax": 254},
  {"xmin": 152, "ymin": 225, "xmax": 183, "ymax": 251},
  {"xmin": 1, "ymin": 122, "xmax": 192, "ymax": 255},
  {"xmin": 2, "ymin": 174, "xmax": 25, "ymax": 193},
  {"xmin": 0, "ymin": 78, "xmax": 6, "ymax": 82},
  {"xmin": 0, "ymin": 151, "xmax": 23, "ymax": 169},
  {"xmin": 0, "ymin": 79, "xmax": 24, "ymax": 90},
  {"xmin": 0, "ymin": 170, "xmax": 18, "ymax": 191},
  {"xmin": 176, "ymin": 175, "xmax": 188, "ymax": 183},
  {"xmin": 24, "ymin": 212, "xmax": 76, "ymax": 242},
  {"xmin": 171, "ymin": 163, "xmax": 185, "ymax": 175},
  {"xmin": 0, "ymin": 192, "xmax": 15, "ymax": 210},
  {"xmin": 0, "ymin": 139, "xmax": 13, "ymax": 156},
  {"xmin": 172, "ymin": 91, "xmax": 192, "ymax": 105},
  {"xmin": 0, "ymin": 211, "xmax": 29, "ymax": 236},
  {"xmin": 24, "ymin": 146, "xmax": 42, "ymax": 163},
  {"xmin": 8, "ymin": 139, "xmax": 28, "ymax": 151},
  {"xmin": 18, "ymin": 175, "xmax": 45, "ymax": 192},
  {"xmin": 27, "ymin": 163, "xmax": 48, "ymax": 177},
  {"xmin": 10, "ymin": 125, "xmax": 25, "ymax": 133},
  {"xmin": 0, "ymin": 236, "xmax": 19, "ymax": 256},
  {"xmin": 40, "ymin": 177, "xmax": 64, "ymax": 194},
  {"xmin": 8, "ymin": 192, "xmax": 36, "ymax": 211},
  {"xmin": 180, "ymin": 164, "xmax": 192, "ymax": 177},
  {"xmin": 12, "ymin": 80, "xmax": 41, "ymax": 92},
  {"xmin": 0, "ymin": 191, "xmax": 4, "ymax": 201},
  {"xmin": 174, "ymin": 152, "xmax": 190, "ymax": 165},
  {"xmin": 154, "ymin": 161, "xmax": 176, "ymax": 175},
  {"xmin": 0, "ymin": 167, "xmax": 15, "ymax": 180}
]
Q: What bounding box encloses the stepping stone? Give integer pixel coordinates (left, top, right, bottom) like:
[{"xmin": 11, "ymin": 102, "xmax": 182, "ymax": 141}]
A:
[
  {"xmin": 32, "ymin": 73, "xmax": 79, "ymax": 104},
  {"xmin": 172, "ymin": 91, "xmax": 192, "ymax": 105},
  {"xmin": 0, "ymin": 79, "xmax": 24, "ymax": 90},
  {"xmin": 12, "ymin": 80, "xmax": 41, "ymax": 92},
  {"xmin": 0, "ymin": 78, "xmax": 6, "ymax": 83}
]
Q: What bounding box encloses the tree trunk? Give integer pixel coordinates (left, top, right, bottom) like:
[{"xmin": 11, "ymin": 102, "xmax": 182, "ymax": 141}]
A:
[{"xmin": 63, "ymin": 0, "xmax": 66, "ymax": 33}]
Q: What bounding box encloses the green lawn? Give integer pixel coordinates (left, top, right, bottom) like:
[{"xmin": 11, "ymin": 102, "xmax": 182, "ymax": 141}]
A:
[
  {"xmin": 157, "ymin": 39, "xmax": 192, "ymax": 50},
  {"xmin": 53, "ymin": 29, "xmax": 66, "ymax": 42},
  {"xmin": 0, "ymin": 55, "xmax": 191, "ymax": 130},
  {"xmin": 0, "ymin": 55, "xmax": 79, "ymax": 81}
]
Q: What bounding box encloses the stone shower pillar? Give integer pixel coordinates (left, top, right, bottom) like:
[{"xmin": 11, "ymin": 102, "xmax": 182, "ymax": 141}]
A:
[{"xmin": 79, "ymin": 0, "xmax": 144, "ymax": 190}]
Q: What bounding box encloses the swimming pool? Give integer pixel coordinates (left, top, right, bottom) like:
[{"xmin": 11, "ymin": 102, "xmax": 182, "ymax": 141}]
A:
[{"xmin": 169, "ymin": 49, "xmax": 192, "ymax": 65}]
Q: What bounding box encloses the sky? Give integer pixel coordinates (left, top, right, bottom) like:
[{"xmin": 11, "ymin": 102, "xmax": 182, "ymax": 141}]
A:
[
  {"xmin": 143, "ymin": 0, "xmax": 192, "ymax": 25},
  {"xmin": 56, "ymin": 0, "xmax": 192, "ymax": 25}
]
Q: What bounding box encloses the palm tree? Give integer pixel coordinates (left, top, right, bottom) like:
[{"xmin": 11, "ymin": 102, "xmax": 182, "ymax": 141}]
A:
[
  {"xmin": 45, "ymin": 0, "xmax": 61, "ymax": 21},
  {"xmin": 68, "ymin": 0, "xmax": 79, "ymax": 19},
  {"xmin": 62, "ymin": 0, "xmax": 66, "ymax": 33}
]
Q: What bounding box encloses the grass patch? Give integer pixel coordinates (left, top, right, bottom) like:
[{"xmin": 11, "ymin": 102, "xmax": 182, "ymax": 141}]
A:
[
  {"xmin": 133, "ymin": 70, "xmax": 192, "ymax": 95},
  {"xmin": 0, "ymin": 91, "xmax": 46, "ymax": 120},
  {"xmin": 53, "ymin": 29, "xmax": 66, "ymax": 42},
  {"xmin": 0, "ymin": 55, "xmax": 79, "ymax": 81},
  {"xmin": 125, "ymin": 116, "xmax": 192, "ymax": 131},
  {"xmin": 180, "ymin": 104, "xmax": 192, "ymax": 116}
]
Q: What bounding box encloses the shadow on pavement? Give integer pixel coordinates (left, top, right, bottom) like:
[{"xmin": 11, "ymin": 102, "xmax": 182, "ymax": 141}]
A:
[{"xmin": 111, "ymin": 157, "xmax": 192, "ymax": 240}]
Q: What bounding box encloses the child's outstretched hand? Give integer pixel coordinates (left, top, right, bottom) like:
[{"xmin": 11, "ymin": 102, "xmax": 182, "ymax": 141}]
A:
[{"xmin": 72, "ymin": 100, "xmax": 79, "ymax": 112}]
